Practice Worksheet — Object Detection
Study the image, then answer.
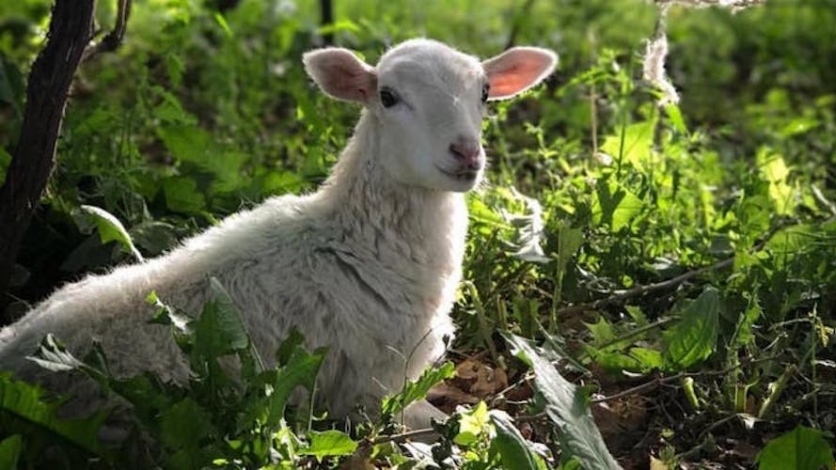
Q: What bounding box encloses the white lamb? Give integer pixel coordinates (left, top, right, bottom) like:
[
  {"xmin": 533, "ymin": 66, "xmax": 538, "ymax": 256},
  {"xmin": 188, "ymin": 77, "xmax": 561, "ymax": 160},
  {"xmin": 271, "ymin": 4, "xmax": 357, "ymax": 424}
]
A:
[{"xmin": 0, "ymin": 38, "xmax": 556, "ymax": 432}]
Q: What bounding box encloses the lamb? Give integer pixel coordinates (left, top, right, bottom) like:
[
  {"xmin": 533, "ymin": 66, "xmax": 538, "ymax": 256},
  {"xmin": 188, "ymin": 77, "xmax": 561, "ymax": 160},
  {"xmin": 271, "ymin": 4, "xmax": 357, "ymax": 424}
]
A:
[{"xmin": 0, "ymin": 38, "xmax": 556, "ymax": 433}]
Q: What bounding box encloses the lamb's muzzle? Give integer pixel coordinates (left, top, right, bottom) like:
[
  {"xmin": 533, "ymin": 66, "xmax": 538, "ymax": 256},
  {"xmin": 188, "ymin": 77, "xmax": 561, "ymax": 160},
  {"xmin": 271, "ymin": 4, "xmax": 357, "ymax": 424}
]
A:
[{"xmin": 0, "ymin": 38, "xmax": 558, "ymax": 438}]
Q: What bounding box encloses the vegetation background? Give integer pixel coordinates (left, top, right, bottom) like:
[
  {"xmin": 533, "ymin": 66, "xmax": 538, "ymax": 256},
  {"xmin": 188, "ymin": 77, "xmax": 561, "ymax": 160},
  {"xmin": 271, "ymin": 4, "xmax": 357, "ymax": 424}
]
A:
[{"xmin": 1, "ymin": 0, "xmax": 835, "ymax": 468}]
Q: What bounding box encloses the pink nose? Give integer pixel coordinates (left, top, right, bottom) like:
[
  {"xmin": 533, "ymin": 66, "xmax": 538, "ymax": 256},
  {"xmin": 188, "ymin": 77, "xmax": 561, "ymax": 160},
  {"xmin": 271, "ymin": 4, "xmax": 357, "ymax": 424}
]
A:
[{"xmin": 449, "ymin": 138, "xmax": 482, "ymax": 169}]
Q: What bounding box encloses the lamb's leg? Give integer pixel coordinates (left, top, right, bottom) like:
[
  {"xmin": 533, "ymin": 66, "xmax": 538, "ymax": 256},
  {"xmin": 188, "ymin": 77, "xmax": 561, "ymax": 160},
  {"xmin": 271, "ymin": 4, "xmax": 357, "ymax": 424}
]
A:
[{"xmin": 402, "ymin": 399, "xmax": 448, "ymax": 431}]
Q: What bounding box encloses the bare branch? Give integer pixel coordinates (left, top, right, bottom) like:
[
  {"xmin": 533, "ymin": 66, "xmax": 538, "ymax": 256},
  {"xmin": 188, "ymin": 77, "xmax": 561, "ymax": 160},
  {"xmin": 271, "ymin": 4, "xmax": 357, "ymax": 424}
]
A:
[{"xmin": 82, "ymin": 0, "xmax": 132, "ymax": 62}]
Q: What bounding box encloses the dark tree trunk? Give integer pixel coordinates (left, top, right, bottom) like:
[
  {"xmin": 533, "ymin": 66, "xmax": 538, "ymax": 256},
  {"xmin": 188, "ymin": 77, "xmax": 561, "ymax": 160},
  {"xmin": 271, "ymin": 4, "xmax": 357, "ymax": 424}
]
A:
[
  {"xmin": 0, "ymin": 0, "xmax": 95, "ymax": 321},
  {"xmin": 320, "ymin": 0, "xmax": 334, "ymax": 45}
]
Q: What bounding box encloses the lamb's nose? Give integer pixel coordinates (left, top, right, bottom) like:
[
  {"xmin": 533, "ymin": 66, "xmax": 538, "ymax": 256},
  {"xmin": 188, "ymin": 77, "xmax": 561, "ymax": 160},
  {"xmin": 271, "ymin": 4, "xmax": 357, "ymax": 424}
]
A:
[{"xmin": 449, "ymin": 138, "xmax": 482, "ymax": 169}]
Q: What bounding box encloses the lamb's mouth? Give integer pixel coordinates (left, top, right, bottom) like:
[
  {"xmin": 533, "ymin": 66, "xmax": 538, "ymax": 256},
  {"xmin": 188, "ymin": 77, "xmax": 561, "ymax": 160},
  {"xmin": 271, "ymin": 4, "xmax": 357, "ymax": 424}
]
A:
[{"xmin": 437, "ymin": 167, "xmax": 480, "ymax": 182}]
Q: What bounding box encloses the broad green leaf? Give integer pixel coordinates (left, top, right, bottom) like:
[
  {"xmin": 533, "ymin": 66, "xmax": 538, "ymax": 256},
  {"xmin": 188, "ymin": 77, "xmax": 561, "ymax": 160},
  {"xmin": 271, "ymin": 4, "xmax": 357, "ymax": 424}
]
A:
[
  {"xmin": 0, "ymin": 435, "xmax": 22, "ymax": 470},
  {"xmin": 601, "ymin": 121, "xmax": 653, "ymax": 170},
  {"xmin": 593, "ymin": 181, "xmax": 644, "ymax": 232},
  {"xmin": 266, "ymin": 344, "xmax": 327, "ymax": 426},
  {"xmin": 300, "ymin": 430, "xmax": 358, "ymax": 460},
  {"xmin": 130, "ymin": 221, "xmax": 179, "ymax": 256},
  {"xmin": 163, "ymin": 177, "xmax": 207, "ymax": 214},
  {"xmin": 0, "ymin": 373, "xmax": 106, "ymax": 455},
  {"xmin": 159, "ymin": 397, "xmax": 213, "ymax": 451},
  {"xmin": 504, "ymin": 334, "xmax": 622, "ymax": 470},
  {"xmin": 757, "ymin": 148, "xmax": 794, "ymax": 216},
  {"xmin": 779, "ymin": 116, "xmax": 818, "ymax": 138},
  {"xmin": 158, "ymin": 126, "xmax": 246, "ymax": 192},
  {"xmin": 160, "ymin": 398, "xmax": 214, "ymax": 470},
  {"xmin": 756, "ymin": 426, "xmax": 835, "ymax": 470},
  {"xmin": 664, "ymin": 103, "xmax": 687, "ymax": 134},
  {"xmin": 663, "ymin": 287, "xmax": 721, "ymax": 369},
  {"xmin": 490, "ymin": 410, "xmax": 547, "ymax": 470},
  {"xmin": 454, "ymin": 401, "xmax": 489, "ymax": 446},
  {"xmin": 629, "ymin": 347, "xmax": 664, "ymax": 371},
  {"xmin": 76, "ymin": 205, "xmax": 144, "ymax": 262},
  {"xmin": 193, "ymin": 278, "xmax": 250, "ymax": 359},
  {"xmin": 381, "ymin": 362, "xmax": 455, "ymax": 417}
]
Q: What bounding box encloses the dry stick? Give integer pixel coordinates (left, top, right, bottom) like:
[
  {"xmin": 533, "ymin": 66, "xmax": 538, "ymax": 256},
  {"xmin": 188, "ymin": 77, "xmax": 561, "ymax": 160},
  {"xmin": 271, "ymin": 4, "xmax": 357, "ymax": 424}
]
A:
[
  {"xmin": 556, "ymin": 214, "xmax": 836, "ymax": 317},
  {"xmin": 556, "ymin": 255, "xmax": 734, "ymax": 316},
  {"xmin": 590, "ymin": 354, "xmax": 782, "ymax": 405},
  {"xmin": 370, "ymin": 427, "xmax": 439, "ymax": 445}
]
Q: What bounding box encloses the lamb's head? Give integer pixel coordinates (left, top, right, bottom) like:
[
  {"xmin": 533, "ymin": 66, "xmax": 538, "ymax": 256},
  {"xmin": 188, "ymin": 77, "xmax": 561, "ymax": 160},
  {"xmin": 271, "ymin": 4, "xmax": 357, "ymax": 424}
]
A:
[{"xmin": 303, "ymin": 39, "xmax": 557, "ymax": 192}]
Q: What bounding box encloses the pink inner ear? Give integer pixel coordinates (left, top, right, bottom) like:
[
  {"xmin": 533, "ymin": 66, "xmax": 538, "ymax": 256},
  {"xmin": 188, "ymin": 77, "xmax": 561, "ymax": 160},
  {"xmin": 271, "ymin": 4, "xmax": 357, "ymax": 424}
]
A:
[
  {"xmin": 323, "ymin": 66, "xmax": 374, "ymax": 102},
  {"xmin": 484, "ymin": 48, "xmax": 557, "ymax": 100},
  {"xmin": 304, "ymin": 49, "xmax": 376, "ymax": 103}
]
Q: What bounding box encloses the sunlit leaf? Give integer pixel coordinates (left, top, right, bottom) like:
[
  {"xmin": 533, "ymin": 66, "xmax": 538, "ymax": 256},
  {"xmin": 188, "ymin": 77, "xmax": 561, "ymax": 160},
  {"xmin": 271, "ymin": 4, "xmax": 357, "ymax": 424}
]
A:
[
  {"xmin": 0, "ymin": 373, "xmax": 106, "ymax": 455},
  {"xmin": 601, "ymin": 121, "xmax": 654, "ymax": 170},
  {"xmin": 663, "ymin": 287, "xmax": 721, "ymax": 369},
  {"xmin": 454, "ymin": 401, "xmax": 489, "ymax": 446},
  {"xmin": 505, "ymin": 334, "xmax": 622, "ymax": 469},
  {"xmin": 490, "ymin": 410, "xmax": 547, "ymax": 470},
  {"xmin": 76, "ymin": 205, "xmax": 144, "ymax": 262},
  {"xmin": 756, "ymin": 425, "xmax": 835, "ymax": 470},
  {"xmin": 757, "ymin": 148, "xmax": 794, "ymax": 215},
  {"xmin": 381, "ymin": 362, "xmax": 455, "ymax": 417},
  {"xmin": 0, "ymin": 435, "xmax": 21, "ymax": 470},
  {"xmin": 300, "ymin": 430, "xmax": 358, "ymax": 460},
  {"xmin": 664, "ymin": 103, "xmax": 687, "ymax": 134},
  {"xmin": 593, "ymin": 180, "xmax": 644, "ymax": 232}
]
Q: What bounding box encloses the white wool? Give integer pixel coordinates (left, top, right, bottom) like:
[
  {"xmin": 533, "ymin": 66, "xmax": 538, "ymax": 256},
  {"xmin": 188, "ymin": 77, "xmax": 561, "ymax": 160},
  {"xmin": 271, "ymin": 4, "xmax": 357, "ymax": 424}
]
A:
[{"xmin": 0, "ymin": 38, "xmax": 556, "ymax": 431}]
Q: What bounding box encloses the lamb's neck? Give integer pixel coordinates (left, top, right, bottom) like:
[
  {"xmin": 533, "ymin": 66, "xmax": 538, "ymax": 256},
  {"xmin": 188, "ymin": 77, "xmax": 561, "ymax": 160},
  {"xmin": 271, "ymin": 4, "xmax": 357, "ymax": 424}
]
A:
[{"xmin": 318, "ymin": 111, "xmax": 468, "ymax": 264}]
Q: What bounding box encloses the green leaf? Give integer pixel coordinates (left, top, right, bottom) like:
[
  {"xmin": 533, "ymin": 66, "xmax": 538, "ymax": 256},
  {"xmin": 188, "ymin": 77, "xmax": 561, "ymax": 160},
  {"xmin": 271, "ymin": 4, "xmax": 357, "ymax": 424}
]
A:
[
  {"xmin": 454, "ymin": 401, "xmax": 489, "ymax": 446},
  {"xmin": 266, "ymin": 344, "xmax": 327, "ymax": 426},
  {"xmin": 629, "ymin": 347, "xmax": 663, "ymax": 371},
  {"xmin": 381, "ymin": 362, "xmax": 456, "ymax": 417},
  {"xmin": 159, "ymin": 397, "xmax": 213, "ymax": 450},
  {"xmin": 663, "ymin": 287, "xmax": 721, "ymax": 369},
  {"xmin": 664, "ymin": 103, "xmax": 687, "ymax": 134},
  {"xmin": 756, "ymin": 426, "xmax": 835, "ymax": 470},
  {"xmin": 300, "ymin": 430, "xmax": 358, "ymax": 460},
  {"xmin": 601, "ymin": 121, "xmax": 653, "ymax": 170},
  {"xmin": 158, "ymin": 126, "xmax": 246, "ymax": 192},
  {"xmin": 73, "ymin": 205, "xmax": 143, "ymax": 262},
  {"xmin": 593, "ymin": 180, "xmax": 644, "ymax": 232},
  {"xmin": 490, "ymin": 410, "xmax": 546, "ymax": 470},
  {"xmin": 0, "ymin": 435, "xmax": 22, "ymax": 470},
  {"xmin": 163, "ymin": 176, "xmax": 207, "ymax": 214},
  {"xmin": 193, "ymin": 278, "xmax": 250, "ymax": 359},
  {"xmin": 757, "ymin": 148, "xmax": 794, "ymax": 216},
  {"xmin": 213, "ymin": 12, "xmax": 233, "ymax": 37},
  {"xmin": 160, "ymin": 398, "xmax": 214, "ymax": 469},
  {"xmin": 0, "ymin": 373, "xmax": 107, "ymax": 455},
  {"xmin": 504, "ymin": 334, "xmax": 622, "ymax": 470}
]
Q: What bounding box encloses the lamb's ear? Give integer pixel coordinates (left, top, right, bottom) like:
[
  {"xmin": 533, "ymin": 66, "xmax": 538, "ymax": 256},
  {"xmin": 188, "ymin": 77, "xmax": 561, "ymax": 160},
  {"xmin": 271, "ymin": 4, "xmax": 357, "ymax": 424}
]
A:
[
  {"xmin": 482, "ymin": 47, "xmax": 557, "ymax": 100},
  {"xmin": 303, "ymin": 48, "xmax": 376, "ymax": 103}
]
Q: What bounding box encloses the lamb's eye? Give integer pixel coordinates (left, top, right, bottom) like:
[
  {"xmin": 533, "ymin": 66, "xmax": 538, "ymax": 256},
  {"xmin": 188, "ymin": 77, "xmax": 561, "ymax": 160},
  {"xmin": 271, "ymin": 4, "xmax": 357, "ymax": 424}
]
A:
[
  {"xmin": 380, "ymin": 88, "xmax": 400, "ymax": 108},
  {"xmin": 481, "ymin": 83, "xmax": 490, "ymax": 103}
]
